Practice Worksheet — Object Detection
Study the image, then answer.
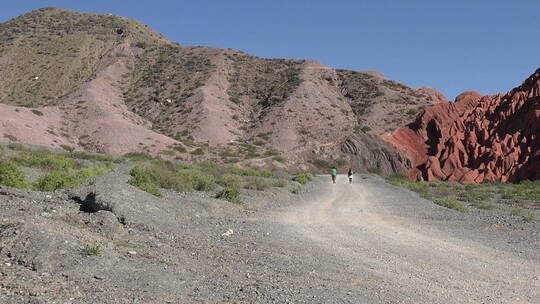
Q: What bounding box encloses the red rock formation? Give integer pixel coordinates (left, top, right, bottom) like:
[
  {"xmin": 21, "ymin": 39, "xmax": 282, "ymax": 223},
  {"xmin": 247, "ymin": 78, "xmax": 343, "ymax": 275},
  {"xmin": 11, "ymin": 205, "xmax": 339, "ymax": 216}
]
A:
[{"xmin": 385, "ymin": 69, "xmax": 540, "ymax": 183}]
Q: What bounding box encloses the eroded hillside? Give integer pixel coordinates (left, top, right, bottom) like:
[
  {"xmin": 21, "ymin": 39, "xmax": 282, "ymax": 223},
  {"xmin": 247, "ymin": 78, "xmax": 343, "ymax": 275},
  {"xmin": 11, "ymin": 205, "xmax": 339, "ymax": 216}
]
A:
[
  {"xmin": 385, "ymin": 68, "xmax": 540, "ymax": 183},
  {"xmin": 0, "ymin": 7, "xmax": 445, "ymax": 173}
]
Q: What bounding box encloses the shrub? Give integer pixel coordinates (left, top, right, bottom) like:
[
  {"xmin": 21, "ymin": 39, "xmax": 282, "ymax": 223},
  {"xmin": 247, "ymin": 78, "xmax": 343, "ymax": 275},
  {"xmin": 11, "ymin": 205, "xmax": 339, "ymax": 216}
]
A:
[
  {"xmin": 0, "ymin": 160, "xmax": 28, "ymax": 188},
  {"xmin": 69, "ymin": 151, "xmax": 116, "ymax": 162},
  {"xmin": 123, "ymin": 152, "xmax": 154, "ymax": 162},
  {"xmin": 190, "ymin": 148, "xmax": 204, "ymax": 155},
  {"xmin": 271, "ymin": 179, "xmax": 287, "ymax": 187},
  {"xmin": 60, "ymin": 145, "xmax": 75, "ymax": 152},
  {"xmin": 10, "ymin": 150, "xmax": 76, "ymax": 171},
  {"xmin": 367, "ymin": 167, "xmax": 381, "ymax": 175},
  {"xmin": 33, "ymin": 171, "xmax": 81, "ymax": 191},
  {"xmin": 31, "ymin": 109, "xmax": 44, "ymax": 116},
  {"xmin": 76, "ymin": 165, "xmax": 113, "ymax": 179},
  {"xmin": 219, "ymin": 174, "xmax": 243, "ymax": 188},
  {"xmin": 228, "ymin": 167, "xmax": 275, "ymax": 178},
  {"xmin": 127, "ymin": 166, "xmax": 162, "ymax": 197},
  {"xmin": 360, "ymin": 126, "xmax": 371, "ymax": 133},
  {"xmin": 178, "ymin": 169, "xmax": 216, "ymax": 191},
  {"xmin": 229, "ymin": 96, "xmax": 241, "ymax": 105},
  {"xmin": 523, "ymin": 212, "xmax": 535, "ymax": 223},
  {"xmin": 173, "ymin": 144, "xmax": 187, "ymax": 153},
  {"xmin": 434, "ymin": 198, "xmax": 468, "ymax": 213},
  {"xmin": 406, "ymin": 109, "xmax": 417, "ymax": 116},
  {"xmin": 272, "ymin": 156, "xmax": 285, "ymax": 162},
  {"xmin": 7, "ymin": 143, "xmax": 29, "ymax": 151},
  {"xmin": 216, "ymin": 185, "xmax": 243, "ymax": 205},
  {"xmin": 82, "ymin": 244, "xmax": 102, "ymax": 256},
  {"xmin": 243, "ymin": 178, "xmax": 270, "ymax": 191},
  {"xmin": 292, "ymin": 173, "xmax": 311, "ymax": 185}
]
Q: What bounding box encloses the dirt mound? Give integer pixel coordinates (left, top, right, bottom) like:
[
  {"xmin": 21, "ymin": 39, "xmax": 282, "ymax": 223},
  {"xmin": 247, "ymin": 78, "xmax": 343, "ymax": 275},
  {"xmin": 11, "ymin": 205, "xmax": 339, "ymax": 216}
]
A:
[{"xmin": 385, "ymin": 69, "xmax": 540, "ymax": 183}]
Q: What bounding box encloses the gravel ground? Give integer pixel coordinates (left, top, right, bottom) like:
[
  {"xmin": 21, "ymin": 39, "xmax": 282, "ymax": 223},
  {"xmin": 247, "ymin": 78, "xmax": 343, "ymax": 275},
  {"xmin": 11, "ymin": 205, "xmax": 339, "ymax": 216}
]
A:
[{"xmin": 0, "ymin": 172, "xmax": 538, "ymax": 303}]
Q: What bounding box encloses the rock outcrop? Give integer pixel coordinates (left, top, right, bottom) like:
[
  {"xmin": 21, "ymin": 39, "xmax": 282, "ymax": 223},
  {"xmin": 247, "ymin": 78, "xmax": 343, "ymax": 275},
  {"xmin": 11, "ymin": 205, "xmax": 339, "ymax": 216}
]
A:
[
  {"xmin": 385, "ymin": 69, "xmax": 540, "ymax": 183},
  {"xmin": 341, "ymin": 133, "xmax": 411, "ymax": 176}
]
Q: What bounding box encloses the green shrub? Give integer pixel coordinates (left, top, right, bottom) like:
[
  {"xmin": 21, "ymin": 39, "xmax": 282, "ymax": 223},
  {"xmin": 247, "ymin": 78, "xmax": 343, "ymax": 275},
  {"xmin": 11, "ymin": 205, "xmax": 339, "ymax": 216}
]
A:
[
  {"xmin": 510, "ymin": 208, "xmax": 523, "ymax": 216},
  {"xmin": 82, "ymin": 244, "xmax": 102, "ymax": 256},
  {"xmin": 127, "ymin": 166, "xmax": 162, "ymax": 197},
  {"xmin": 6, "ymin": 143, "xmax": 29, "ymax": 151},
  {"xmin": 173, "ymin": 144, "xmax": 187, "ymax": 153},
  {"xmin": 10, "ymin": 150, "xmax": 76, "ymax": 171},
  {"xmin": 228, "ymin": 167, "xmax": 275, "ymax": 178},
  {"xmin": 178, "ymin": 169, "xmax": 216, "ymax": 191},
  {"xmin": 219, "ymin": 174, "xmax": 243, "ymax": 188},
  {"xmin": 60, "ymin": 145, "xmax": 75, "ymax": 152},
  {"xmin": 272, "ymin": 156, "xmax": 285, "ymax": 162},
  {"xmin": 292, "ymin": 173, "xmax": 311, "ymax": 185},
  {"xmin": 123, "ymin": 152, "xmax": 154, "ymax": 162},
  {"xmin": 433, "ymin": 198, "xmax": 468, "ymax": 213},
  {"xmin": 31, "ymin": 109, "xmax": 44, "ymax": 116},
  {"xmin": 33, "ymin": 171, "xmax": 81, "ymax": 192},
  {"xmin": 76, "ymin": 165, "xmax": 113, "ymax": 179},
  {"xmin": 271, "ymin": 179, "xmax": 287, "ymax": 187},
  {"xmin": 69, "ymin": 151, "xmax": 116, "ymax": 162},
  {"xmin": 229, "ymin": 96, "xmax": 242, "ymax": 105},
  {"xmin": 190, "ymin": 148, "xmax": 204, "ymax": 155},
  {"xmin": 0, "ymin": 160, "xmax": 28, "ymax": 188},
  {"xmin": 243, "ymin": 178, "xmax": 270, "ymax": 191},
  {"xmin": 216, "ymin": 185, "xmax": 243, "ymax": 205},
  {"xmin": 523, "ymin": 212, "xmax": 535, "ymax": 223}
]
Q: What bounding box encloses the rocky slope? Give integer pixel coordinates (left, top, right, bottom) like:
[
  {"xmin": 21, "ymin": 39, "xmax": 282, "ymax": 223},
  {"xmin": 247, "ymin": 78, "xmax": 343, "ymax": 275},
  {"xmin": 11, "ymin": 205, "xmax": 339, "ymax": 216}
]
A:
[
  {"xmin": 0, "ymin": 7, "xmax": 445, "ymax": 173},
  {"xmin": 385, "ymin": 69, "xmax": 540, "ymax": 183}
]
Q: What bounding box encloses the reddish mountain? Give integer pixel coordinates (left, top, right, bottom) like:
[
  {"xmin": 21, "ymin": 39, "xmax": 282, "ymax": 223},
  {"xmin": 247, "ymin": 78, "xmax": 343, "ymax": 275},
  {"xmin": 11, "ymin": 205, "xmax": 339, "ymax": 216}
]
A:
[{"xmin": 385, "ymin": 69, "xmax": 540, "ymax": 183}]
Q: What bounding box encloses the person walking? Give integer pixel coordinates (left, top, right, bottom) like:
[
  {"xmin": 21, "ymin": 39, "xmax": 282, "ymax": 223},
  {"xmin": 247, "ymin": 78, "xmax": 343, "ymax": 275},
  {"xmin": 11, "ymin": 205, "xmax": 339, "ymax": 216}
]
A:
[
  {"xmin": 348, "ymin": 168, "xmax": 353, "ymax": 184},
  {"xmin": 331, "ymin": 167, "xmax": 337, "ymax": 184}
]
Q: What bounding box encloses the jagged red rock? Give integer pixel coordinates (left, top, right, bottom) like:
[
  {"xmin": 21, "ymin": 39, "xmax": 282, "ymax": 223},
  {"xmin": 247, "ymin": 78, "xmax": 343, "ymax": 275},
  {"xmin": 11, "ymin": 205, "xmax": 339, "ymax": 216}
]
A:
[{"xmin": 385, "ymin": 69, "xmax": 540, "ymax": 183}]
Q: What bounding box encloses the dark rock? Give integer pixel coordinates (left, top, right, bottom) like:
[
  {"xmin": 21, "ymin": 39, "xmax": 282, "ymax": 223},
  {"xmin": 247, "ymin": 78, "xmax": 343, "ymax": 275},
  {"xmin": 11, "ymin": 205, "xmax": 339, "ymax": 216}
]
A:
[{"xmin": 341, "ymin": 132, "xmax": 411, "ymax": 176}]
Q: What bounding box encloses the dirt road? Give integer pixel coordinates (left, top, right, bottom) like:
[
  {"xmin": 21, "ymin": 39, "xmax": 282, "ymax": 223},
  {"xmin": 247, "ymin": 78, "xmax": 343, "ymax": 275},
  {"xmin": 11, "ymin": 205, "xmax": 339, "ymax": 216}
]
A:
[
  {"xmin": 1, "ymin": 173, "xmax": 539, "ymax": 303},
  {"xmin": 262, "ymin": 174, "xmax": 540, "ymax": 303}
]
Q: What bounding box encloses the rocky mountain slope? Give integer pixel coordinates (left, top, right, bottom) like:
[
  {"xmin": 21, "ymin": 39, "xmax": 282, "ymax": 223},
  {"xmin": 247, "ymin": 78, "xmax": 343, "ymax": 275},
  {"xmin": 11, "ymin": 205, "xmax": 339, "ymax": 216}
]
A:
[
  {"xmin": 0, "ymin": 8, "xmax": 444, "ymax": 173},
  {"xmin": 385, "ymin": 69, "xmax": 540, "ymax": 183}
]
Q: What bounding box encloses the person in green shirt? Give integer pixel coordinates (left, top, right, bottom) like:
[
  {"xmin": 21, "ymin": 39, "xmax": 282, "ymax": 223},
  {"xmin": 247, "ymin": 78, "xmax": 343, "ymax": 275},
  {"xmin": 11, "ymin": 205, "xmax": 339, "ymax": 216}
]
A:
[{"xmin": 331, "ymin": 167, "xmax": 337, "ymax": 184}]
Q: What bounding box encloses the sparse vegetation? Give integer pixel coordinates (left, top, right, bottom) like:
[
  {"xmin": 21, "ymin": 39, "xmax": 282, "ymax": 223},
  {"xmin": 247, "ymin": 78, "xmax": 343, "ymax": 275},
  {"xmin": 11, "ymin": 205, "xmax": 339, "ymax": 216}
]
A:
[
  {"xmin": 31, "ymin": 109, "xmax": 44, "ymax": 116},
  {"xmin": 433, "ymin": 198, "xmax": 468, "ymax": 213},
  {"xmin": 292, "ymin": 173, "xmax": 311, "ymax": 185},
  {"xmin": 386, "ymin": 175, "xmax": 538, "ymax": 218},
  {"xmin": 33, "ymin": 171, "xmax": 82, "ymax": 192},
  {"xmin": 0, "ymin": 160, "xmax": 28, "ymax": 188},
  {"xmin": 190, "ymin": 148, "xmax": 204, "ymax": 155},
  {"xmin": 243, "ymin": 178, "xmax": 270, "ymax": 191},
  {"xmin": 216, "ymin": 185, "xmax": 244, "ymax": 206},
  {"xmin": 82, "ymin": 244, "xmax": 103, "ymax": 256},
  {"xmin": 123, "ymin": 152, "xmax": 154, "ymax": 162}
]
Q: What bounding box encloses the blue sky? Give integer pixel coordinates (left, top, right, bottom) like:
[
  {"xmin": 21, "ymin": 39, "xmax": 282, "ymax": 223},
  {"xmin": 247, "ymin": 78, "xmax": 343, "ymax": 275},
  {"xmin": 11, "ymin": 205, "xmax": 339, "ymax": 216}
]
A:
[{"xmin": 2, "ymin": 1, "xmax": 539, "ymax": 100}]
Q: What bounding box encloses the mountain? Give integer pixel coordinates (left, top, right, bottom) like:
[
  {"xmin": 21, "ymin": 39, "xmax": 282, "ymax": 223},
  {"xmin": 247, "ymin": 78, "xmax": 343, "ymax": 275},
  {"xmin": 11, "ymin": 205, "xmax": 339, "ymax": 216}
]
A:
[
  {"xmin": 0, "ymin": 8, "xmax": 445, "ymax": 173},
  {"xmin": 385, "ymin": 69, "xmax": 540, "ymax": 183}
]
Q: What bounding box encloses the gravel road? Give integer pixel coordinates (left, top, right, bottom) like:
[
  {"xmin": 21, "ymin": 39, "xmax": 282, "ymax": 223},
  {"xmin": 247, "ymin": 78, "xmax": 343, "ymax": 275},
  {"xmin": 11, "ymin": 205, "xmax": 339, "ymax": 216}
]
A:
[
  {"xmin": 266, "ymin": 174, "xmax": 540, "ymax": 303},
  {"xmin": 1, "ymin": 173, "xmax": 538, "ymax": 303}
]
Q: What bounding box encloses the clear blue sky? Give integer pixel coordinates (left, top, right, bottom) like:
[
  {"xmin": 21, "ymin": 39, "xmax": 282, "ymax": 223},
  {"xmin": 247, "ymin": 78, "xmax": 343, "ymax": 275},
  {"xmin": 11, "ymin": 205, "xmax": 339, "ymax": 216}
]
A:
[{"xmin": 2, "ymin": 0, "xmax": 539, "ymax": 100}]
